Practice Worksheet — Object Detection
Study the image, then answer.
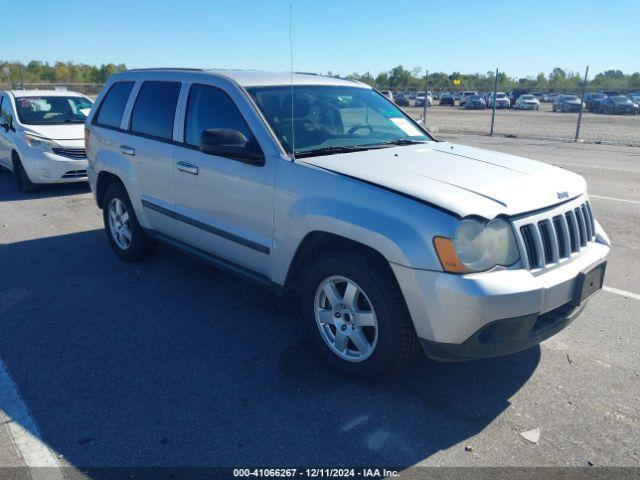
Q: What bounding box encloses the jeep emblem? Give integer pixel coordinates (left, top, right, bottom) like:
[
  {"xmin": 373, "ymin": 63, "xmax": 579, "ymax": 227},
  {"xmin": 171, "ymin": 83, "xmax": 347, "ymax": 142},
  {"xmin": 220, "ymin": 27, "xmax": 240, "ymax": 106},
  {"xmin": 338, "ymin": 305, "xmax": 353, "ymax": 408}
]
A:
[{"xmin": 557, "ymin": 191, "xmax": 569, "ymax": 200}]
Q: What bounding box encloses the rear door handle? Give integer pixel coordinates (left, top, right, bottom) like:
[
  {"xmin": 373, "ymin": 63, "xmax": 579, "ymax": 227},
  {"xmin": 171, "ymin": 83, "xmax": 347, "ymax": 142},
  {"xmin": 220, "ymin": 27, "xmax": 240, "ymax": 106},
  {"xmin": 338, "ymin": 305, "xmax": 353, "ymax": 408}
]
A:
[
  {"xmin": 176, "ymin": 161, "xmax": 199, "ymax": 175},
  {"xmin": 119, "ymin": 145, "xmax": 136, "ymax": 156}
]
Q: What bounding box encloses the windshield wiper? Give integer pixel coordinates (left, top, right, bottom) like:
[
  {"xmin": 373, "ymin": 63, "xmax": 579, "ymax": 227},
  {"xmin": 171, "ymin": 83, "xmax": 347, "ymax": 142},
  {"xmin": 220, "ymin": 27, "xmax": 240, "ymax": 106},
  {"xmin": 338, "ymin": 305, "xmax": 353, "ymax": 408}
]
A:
[
  {"xmin": 295, "ymin": 144, "xmax": 394, "ymax": 158},
  {"xmin": 377, "ymin": 139, "xmax": 429, "ymax": 146}
]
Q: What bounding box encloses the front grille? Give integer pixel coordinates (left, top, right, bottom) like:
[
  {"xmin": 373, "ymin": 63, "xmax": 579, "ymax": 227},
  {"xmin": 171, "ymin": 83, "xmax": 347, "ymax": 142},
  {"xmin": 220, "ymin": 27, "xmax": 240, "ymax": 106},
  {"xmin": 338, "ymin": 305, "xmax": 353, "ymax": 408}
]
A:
[
  {"xmin": 62, "ymin": 170, "xmax": 87, "ymax": 178},
  {"xmin": 515, "ymin": 197, "xmax": 596, "ymax": 270},
  {"xmin": 52, "ymin": 147, "xmax": 86, "ymax": 159}
]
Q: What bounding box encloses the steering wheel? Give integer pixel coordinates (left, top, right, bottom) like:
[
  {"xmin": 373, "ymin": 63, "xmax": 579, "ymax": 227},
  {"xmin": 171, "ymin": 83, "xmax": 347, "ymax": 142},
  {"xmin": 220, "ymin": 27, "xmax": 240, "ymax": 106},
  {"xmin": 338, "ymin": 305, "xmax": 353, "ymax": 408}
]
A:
[{"xmin": 347, "ymin": 123, "xmax": 374, "ymax": 136}]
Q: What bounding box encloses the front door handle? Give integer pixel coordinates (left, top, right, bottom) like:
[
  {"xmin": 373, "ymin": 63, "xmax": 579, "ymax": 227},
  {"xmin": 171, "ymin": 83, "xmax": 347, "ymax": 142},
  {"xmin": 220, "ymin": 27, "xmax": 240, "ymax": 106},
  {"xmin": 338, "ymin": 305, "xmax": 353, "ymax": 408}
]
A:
[
  {"xmin": 119, "ymin": 145, "xmax": 136, "ymax": 156},
  {"xmin": 176, "ymin": 161, "xmax": 199, "ymax": 175}
]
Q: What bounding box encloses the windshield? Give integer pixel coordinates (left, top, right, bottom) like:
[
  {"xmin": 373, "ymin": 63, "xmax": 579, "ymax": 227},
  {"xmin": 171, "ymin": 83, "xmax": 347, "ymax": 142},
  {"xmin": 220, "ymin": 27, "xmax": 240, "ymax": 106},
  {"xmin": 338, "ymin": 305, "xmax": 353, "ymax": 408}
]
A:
[
  {"xmin": 563, "ymin": 95, "xmax": 579, "ymax": 101},
  {"xmin": 248, "ymin": 85, "xmax": 431, "ymax": 156},
  {"xmin": 612, "ymin": 96, "xmax": 631, "ymax": 104},
  {"xmin": 521, "ymin": 95, "xmax": 535, "ymax": 100},
  {"xmin": 15, "ymin": 96, "xmax": 92, "ymax": 125}
]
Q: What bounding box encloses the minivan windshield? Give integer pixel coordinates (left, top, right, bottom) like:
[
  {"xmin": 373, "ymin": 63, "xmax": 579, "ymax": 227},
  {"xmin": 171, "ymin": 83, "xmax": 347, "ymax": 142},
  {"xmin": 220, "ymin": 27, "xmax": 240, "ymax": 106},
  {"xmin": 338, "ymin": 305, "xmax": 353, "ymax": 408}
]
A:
[
  {"xmin": 247, "ymin": 85, "xmax": 431, "ymax": 157},
  {"xmin": 15, "ymin": 96, "xmax": 92, "ymax": 125}
]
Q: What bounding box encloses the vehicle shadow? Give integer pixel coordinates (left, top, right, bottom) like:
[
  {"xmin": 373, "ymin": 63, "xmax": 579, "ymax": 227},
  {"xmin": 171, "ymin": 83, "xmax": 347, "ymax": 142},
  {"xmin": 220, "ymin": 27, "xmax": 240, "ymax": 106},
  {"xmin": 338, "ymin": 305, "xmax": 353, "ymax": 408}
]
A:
[
  {"xmin": 0, "ymin": 229, "xmax": 540, "ymax": 470},
  {"xmin": 0, "ymin": 171, "xmax": 90, "ymax": 201}
]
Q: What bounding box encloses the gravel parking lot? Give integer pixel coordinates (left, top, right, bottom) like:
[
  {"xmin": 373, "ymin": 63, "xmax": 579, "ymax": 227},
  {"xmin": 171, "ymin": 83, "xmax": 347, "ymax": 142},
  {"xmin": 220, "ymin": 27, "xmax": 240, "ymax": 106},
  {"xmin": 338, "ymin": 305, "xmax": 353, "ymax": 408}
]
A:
[
  {"xmin": 406, "ymin": 104, "xmax": 640, "ymax": 146},
  {"xmin": 0, "ymin": 135, "xmax": 639, "ymax": 476}
]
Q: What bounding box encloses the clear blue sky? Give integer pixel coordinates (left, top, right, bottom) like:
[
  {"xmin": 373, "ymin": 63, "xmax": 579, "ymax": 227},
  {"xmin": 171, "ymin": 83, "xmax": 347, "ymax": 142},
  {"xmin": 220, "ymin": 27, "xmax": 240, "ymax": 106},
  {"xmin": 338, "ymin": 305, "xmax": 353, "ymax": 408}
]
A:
[{"xmin": 6, "ymin": 0, "xmax": 639, "ymax": 78}]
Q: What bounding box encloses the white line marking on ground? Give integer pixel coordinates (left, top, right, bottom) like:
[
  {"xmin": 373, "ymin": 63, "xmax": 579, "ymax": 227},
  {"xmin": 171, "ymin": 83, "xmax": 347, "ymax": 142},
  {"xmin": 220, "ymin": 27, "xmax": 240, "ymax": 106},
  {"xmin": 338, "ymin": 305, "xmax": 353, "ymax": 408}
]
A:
[
  {"xmin": 0, "ymin": 357, "xmax": 64, "ymax": 479},
  {"xmin": 590, "ymin": 194, "xmax": 640, "ymax": 205},
  {"xmin": 603, "ymin": 286, "xmax": 640, "ymax": 301}
]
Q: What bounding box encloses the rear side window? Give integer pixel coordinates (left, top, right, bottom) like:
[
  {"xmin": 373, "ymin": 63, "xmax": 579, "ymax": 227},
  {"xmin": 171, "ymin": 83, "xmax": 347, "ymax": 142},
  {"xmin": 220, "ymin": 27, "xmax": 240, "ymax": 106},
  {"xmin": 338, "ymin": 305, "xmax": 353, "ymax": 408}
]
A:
[
  {"xmin": 130, "ymin": 81, "xmax": 181, "ymax": 140},
  {"xmin": 184, "ymin": 84, "xmax": 254, "ymax": 147},
  {"xmin": 95, "ymin": 81, "xmax": 134, "ymax": 128}
]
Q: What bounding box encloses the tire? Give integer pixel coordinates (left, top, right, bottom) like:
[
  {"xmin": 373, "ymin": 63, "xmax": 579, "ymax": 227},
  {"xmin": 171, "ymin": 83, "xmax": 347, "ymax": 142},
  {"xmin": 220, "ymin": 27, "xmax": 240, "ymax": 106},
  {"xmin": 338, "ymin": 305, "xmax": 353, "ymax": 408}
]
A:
[
  {"xmin": 302, "ymin": 249, "xmax": 419, "ymax": 382},
  {"xmin": 13, "ymin": 154, "xmax": 39, "ymax": 193},
  {"xmin": 102, "ymin": 182, "xmax": 157, "ymax": 262}
]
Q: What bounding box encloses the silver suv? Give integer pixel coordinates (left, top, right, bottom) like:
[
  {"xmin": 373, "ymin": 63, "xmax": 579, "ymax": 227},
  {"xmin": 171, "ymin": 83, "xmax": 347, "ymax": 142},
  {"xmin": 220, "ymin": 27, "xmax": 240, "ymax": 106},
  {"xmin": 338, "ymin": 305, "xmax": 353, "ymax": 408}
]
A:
[{"xmin": 86, "ymin": 69, "xmax": 610, "ymax": 381}]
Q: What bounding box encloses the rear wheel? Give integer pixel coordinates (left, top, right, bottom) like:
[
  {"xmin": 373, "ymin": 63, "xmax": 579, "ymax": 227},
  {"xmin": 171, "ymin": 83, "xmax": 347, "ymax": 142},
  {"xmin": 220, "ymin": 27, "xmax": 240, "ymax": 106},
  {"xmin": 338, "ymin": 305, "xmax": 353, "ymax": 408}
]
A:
[
  {"xmin": 302, "ymin": 250, "xmax": 419, "ymax": 382},
  {"xmin": 102, "ymin": 182, "xmax": 157, "ymax": 262},
  {"xmin": 13, "ymin": 154, "xmax": 39, "ymax": 193}
]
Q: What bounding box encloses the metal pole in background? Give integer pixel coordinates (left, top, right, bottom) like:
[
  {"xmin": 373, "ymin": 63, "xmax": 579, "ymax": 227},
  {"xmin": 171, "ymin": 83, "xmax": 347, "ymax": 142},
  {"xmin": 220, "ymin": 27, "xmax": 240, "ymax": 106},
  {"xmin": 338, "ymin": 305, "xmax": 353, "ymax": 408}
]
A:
[
  {"xmin": 575, "ymin": 65, "xmax": 589, "ymax": 142},
  {"xmin": 18, "ymin": 64, "xmax": 24, "ymax": 89},
  {"xmin": 422, "ymin": 70, "xmax": 429, "ymax": 127},
  {"xmin": 2, "ymin": 67, "xmax": 11, "ymax": 89},
  {"xmin": 490, "ymin": 67, "xmax": 499, "ymax": 136}
]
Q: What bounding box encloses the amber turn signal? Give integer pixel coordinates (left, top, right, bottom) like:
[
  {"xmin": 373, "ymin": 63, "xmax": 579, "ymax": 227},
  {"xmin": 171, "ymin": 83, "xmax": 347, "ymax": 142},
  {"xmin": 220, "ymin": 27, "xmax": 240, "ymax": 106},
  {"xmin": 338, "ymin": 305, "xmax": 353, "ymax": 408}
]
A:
[{"xmin": 433, "ymin": 236, "xmax": 471, "ymax": 274}]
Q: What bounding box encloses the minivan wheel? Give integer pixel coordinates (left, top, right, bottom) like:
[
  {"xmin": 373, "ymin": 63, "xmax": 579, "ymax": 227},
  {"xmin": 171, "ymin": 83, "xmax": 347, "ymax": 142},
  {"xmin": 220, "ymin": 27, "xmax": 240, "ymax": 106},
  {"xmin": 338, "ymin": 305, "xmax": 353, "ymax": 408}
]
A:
[
  {"xmin": 102, "ymin": 182, "xmax": 157, "ymax": 262},
  {"xmin": 13, "ymin": 155, "xmax": 39, "ymax": 193},
  {"xmin": 302, "ymin": 250, "xmax": 419, "ymax": 382}
]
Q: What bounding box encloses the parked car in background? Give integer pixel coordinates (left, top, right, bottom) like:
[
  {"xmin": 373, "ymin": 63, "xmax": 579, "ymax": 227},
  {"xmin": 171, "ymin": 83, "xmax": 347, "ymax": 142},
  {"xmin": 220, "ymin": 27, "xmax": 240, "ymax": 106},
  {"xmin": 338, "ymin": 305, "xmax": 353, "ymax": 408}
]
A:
[
  {"xmin": 601, "ymin": 90, "xmax": 620, "ymax": 98},
  {"xmin": 464, "ymin": 94, "xmax": 486, "ymax": 110},
  {"xmin": 459, "ymin": 91, "xmax": 478, "ymax": 107},
  {"xmin": 515, "ymin": 94, "xmax": 541, "ymax": 110},
  {"xmin": 439, "ymin": 93, "xmax": 455, "ymax": 106},
  {"xmin": 380, "ymin": 90, "xmax": 393, "ymax": 101},
  {"xmin": 509, "ymin": 89, "xmax": 529, "ymax": 108},
  {"xmin": 487, "ymin": 92, "xmax": 510, "ymax": 109},
  {"xmin": 0, "ymin": 89, "xmax": 93, "ymax": 192},
  {"xmin": 584, "ymin": 92, "xmax": 607, "ymax": 112},
  {"xmin": 597, "ymin": 95, "xmax": 638, "ymax": 115},
  {"xmin": 394, "ymin": 92, "xmax": 410, "ymax": 106},
  {"xmin": 629, "ymin": 94, "xmax": 640, "ymax": 106},
  {"xmin": 86, "ymin": 68, "xmax": 610, "ymax": 381},
  {"xmin": 414, "ymin": 91, "xmax": 432, "ymax": 107},
  {"xmin": 553, "ymin": 95, "xmax": 583, "ymax": 113}
]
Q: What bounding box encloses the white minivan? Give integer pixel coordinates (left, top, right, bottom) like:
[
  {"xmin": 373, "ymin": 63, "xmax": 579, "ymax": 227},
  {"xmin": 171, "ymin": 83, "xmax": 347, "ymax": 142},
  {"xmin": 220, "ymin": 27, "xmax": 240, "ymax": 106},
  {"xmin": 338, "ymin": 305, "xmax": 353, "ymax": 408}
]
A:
[
  {"xmin": 0, "ymin": 90, "xmax": 92, "ymax": 192},
  {"xmin": 86, "ymin": 69, "xmax": 610, "ymax": 381}
]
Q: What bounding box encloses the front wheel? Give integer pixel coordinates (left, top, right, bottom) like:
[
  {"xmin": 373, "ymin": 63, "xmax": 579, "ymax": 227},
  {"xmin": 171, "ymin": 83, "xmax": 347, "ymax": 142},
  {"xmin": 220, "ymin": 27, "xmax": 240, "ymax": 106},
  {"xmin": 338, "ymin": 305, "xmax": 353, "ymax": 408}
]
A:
[
  {"xmin": 302, "ymin": 251, "xmax": 419, "ymax": 382},
  {"xmin": 13, "ymin": 155, "xmax": 39, "ymax": 193},
  {"xmin": 102, "ymin": 182, "xmax": 157, "ymax": 262}
]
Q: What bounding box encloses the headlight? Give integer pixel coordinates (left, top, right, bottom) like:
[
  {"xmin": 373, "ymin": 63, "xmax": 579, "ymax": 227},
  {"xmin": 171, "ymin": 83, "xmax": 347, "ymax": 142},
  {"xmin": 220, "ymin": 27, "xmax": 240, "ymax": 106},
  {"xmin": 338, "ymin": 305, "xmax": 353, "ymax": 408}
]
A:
[
  {"xmin": 23, "ymin": 133, "xmax": 59, "ymax": 152},
  {"xmin": 434, "ymin": 218, "xmax": 520, "ymax": 273}
]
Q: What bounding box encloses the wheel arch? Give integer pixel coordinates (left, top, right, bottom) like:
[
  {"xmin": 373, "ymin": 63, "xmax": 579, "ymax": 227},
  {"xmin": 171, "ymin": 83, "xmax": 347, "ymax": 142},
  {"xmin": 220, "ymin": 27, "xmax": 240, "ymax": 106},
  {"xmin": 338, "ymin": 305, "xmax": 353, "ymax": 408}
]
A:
[
  {"xmin": 284, "ymin": 231, "xmax": 397, "ymax": 294},
  {"xmin": 95, "ymin": 171, "xmax": 124, "ymax": 209}
]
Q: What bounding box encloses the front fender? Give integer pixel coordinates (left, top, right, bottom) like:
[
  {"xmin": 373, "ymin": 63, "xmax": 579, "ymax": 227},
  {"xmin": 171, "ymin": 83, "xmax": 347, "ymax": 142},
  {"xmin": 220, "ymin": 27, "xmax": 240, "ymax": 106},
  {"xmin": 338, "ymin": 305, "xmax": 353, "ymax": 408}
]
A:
[{"xmin": 270, "ymin": 161, "xmax": 458, "ymax": 284}]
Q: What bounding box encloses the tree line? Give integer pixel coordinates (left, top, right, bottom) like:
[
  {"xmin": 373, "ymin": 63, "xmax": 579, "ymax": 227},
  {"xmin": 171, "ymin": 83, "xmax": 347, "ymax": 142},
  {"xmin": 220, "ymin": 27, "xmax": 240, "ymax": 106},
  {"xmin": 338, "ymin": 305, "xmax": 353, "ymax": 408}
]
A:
[
  {"xmin": 2, "ymin": 61, "xmax": 639, "ymax": 93},
  {"xmin": 1, "ymin": 60, "xmax": 127, "ymax": 85},
  {"xmin": 342, "ymin": 66, "xmax": 640, "ymax": 93}
]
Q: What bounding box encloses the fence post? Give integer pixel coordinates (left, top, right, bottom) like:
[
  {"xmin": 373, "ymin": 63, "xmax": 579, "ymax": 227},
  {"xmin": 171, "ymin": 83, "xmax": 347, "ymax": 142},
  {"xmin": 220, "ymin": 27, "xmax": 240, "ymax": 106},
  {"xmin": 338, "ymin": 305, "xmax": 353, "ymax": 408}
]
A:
[
  {"xmin": 490, "ymin": 67, "xmax": 498, "ymax": 136},
  {"xmin": 422, "ymin": 70, "xmax": 429, "ymax": 127},
  {"xmin": 575, "ymin": 65, "xmax": 589, "ymax": 142}
]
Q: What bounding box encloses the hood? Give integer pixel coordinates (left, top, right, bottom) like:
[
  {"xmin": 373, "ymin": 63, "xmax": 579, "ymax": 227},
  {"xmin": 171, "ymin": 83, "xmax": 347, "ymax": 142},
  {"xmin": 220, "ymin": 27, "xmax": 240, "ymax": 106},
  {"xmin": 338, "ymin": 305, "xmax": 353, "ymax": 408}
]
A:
[
  {"xmin": 21, "ymin": 123, "xmax": 85, "ymax": 141},
  {"xmin": 299, "ymin": 142, "xmax": 586, "ymax": 219}
]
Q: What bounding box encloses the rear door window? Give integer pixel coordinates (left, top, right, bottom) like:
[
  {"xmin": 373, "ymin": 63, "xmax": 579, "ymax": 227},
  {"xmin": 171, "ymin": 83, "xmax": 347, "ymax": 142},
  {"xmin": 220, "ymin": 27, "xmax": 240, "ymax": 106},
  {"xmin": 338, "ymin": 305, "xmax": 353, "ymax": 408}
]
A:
[
  {"xmin": 95, "ymin": 81, "xmax": 134, "ymax": 129},
  {"xmin": 130, "ymin": 81, "xmax": 181, "ymax": 141}
]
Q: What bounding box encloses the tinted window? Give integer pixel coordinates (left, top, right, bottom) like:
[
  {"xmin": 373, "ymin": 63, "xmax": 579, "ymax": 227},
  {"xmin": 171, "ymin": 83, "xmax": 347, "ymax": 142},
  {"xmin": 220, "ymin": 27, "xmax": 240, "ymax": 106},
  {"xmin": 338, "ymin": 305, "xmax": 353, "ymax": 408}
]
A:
[
  {"xmin": 184, "ymin": 84, "xmax": 254, "ymax": 147},
  {"xmin": 130, "ymin": 81, "xmax": 181, "ymax": 140},
  {"xmin": 96, "ymin": 81, "xmax": 134, "ymax": 128},
  {"xmin": 1, "ymin": 95, "xmax": 14, "ymax": 129}
]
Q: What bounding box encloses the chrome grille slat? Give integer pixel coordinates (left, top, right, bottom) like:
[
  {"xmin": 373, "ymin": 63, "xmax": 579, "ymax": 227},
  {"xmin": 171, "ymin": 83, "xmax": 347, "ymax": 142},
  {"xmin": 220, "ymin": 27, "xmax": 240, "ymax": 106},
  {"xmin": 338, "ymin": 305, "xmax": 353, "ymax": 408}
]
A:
[
  {"xmin": 565, "ymin": 211, "xmax": 580, "ymax": 252},
  {"xmin": 585, "ymin": 202, "xmax": 596, "ymax": 239},
  {"xmin": 513, "ymin": 197, "xmax": 597, "ymax": 272},
  {"xmin": 574, "ymin": 207, "xmax": 588, "ymax": 247},
  {"xmin": 52, "ymin": 147, "xmax": 87, "ymax": 160}
]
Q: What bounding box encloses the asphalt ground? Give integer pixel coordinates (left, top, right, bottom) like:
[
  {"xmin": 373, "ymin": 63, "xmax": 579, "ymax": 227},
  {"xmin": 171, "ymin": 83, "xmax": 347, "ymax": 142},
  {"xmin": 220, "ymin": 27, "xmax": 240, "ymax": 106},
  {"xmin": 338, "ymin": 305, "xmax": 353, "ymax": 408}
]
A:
[
  {"xmin": 405, "ymin": 103, "xmax": 640, "ymax": 146},
  {"xmin": 0, "ymin": 135, "xmax": 638, "ymax": 477}
]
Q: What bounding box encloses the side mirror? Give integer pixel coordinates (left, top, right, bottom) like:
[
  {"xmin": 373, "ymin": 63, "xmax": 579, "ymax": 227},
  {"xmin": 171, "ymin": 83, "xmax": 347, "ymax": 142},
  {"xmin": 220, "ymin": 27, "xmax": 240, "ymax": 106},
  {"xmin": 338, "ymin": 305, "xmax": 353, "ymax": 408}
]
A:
[{"xmin": 200, "ymin": 129, "xmax": 264, "ymax": 165}]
